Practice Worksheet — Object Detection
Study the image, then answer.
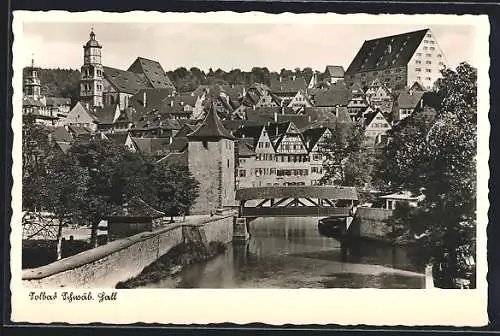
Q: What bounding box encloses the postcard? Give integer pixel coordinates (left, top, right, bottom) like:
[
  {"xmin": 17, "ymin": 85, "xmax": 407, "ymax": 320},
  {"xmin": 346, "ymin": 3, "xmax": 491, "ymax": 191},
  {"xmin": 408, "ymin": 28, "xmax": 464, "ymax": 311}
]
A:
[{"xmin": 10, "ymin": 11, "xmax": 490, "ymax": 326}]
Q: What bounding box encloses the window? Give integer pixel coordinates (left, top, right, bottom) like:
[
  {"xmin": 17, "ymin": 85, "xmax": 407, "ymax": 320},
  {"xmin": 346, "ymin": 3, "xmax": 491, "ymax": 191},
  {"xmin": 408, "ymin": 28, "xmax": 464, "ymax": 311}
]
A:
[
  {"xmin": 423, "ymin": 46, "xmax": 428, "ymax": 50},
  {"xmin": 423, "ymin": 40, "xmax": 428, "ymax": 44},
  {"xmin": 426, "ymin": 53, "xmax": 432, "ymax": 57},
  {"xmin": 417, "ymin": 76, "xmax": 421, "ymax": 80},
  {"xmin": 437, "ymin": 54, "xmax": 442, "ymax": 58},
  {"xmin": 426, "ymin": 61, "xmax": 432, "ymax": 65},
  {"xmin": 415, "ymin": 60, "xmax": 421, "ymax": 64},
  {"xmin": 265, "ymin": 142, "xmax": 270, "ymax": 148},
  {"xmin": 425, "ymin": 77, "xmax": 431, "ymax": 81},
  {"xmin": 430, "ymin": 40, "xmax": 435, "ymax": 44},
  {"xmin": 426, "ymin": 33, "xmax": 432, "ymax": 38},
  {"xmin": 415, "ymin": 68, "xmax": 421, "ymax": 72},
  {"xmin": 258, "ymin": 142, "xmax": 263, "ymax": 148},
  {"xmin": 239, "ymin": 170, "xmax": 246, "ymax": 177},
  {"xmin": 430, "ymin": 47, "xmax": 435, "ymax": 51},
  {"xmin": 416, "ymin": 53, "xmax": 422, "ymax": 56},
  {"xmin": 426, "ymin": 69, "xmax": 432, "ymax": 73}
]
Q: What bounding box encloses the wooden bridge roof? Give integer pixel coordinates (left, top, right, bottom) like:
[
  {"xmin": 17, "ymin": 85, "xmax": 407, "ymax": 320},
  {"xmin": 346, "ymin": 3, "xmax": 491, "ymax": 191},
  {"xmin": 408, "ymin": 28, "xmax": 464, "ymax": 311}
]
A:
[{"xmin": 236, "ymin": 186, "xmax": 358, "ymax": 201}]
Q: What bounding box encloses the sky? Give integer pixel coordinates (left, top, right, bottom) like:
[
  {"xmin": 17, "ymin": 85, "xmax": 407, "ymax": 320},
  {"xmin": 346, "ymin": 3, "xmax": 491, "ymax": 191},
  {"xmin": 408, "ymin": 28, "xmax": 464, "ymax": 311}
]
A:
[{"xmin": 22, "ymin": 21, "xmax": 477, "ymax": 73}]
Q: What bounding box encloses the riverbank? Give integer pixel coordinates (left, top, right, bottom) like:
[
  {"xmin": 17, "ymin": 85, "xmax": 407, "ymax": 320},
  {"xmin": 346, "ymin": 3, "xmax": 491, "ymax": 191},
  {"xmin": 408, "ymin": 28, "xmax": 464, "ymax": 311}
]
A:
[{"xmin": 116, "ymin": 241, "xmax": 227, "ymax": 288}]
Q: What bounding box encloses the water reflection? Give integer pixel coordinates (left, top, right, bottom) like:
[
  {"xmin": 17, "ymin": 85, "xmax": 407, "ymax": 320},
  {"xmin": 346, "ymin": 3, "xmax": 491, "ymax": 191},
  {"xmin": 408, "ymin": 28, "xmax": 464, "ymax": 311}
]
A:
[{"xmin": 142, "ymin": 217, "xmax": 425, "ymax": 289}]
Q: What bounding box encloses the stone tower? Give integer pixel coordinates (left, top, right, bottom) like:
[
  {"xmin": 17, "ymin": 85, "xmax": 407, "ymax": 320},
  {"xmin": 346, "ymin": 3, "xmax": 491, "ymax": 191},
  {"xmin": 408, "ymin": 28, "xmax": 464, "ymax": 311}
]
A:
[
  {"xmin": 187, "ymin": 102, "xmax": 236, "ymax": 215},
  {"xmin": 80, "ymin": 28, "xmax": 103, "ymax": 108},
  {"xmin": 24, "ymin": 57, "xmax": 41, "ymax": 99}
]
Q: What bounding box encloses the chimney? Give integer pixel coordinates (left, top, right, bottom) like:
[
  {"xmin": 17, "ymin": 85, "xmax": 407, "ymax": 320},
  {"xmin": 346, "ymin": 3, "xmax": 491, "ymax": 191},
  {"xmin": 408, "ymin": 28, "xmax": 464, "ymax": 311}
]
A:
[
  {"xmin": 143, "ymin": 91, "xmax": 147, "ymax": 107},
  {"xmin": 292, "ymin": 75, "xmax": 296, "ymax": 81},
  {"xmin": 170, "ymin": 100, "xmax": 174, "ymax": 107},
  {"xmin": 335, "ymin": 105, "xmax": 339, "ymax": 117},
  {"xmin": 420, "ymin": 98, "xmax": 424, "ymax": 109},
  {"xmin": 279, "ymin": 76, "xmax": 282, "ymax": 82},
  {"xmin": 274, "ymin": 110, "xmax": 278, "ymax": 122},
  {"xmin": 169, "ymin": 136, "xmax": 172, "ymax": 144},
  {"xmin": 253, "ymin": 105, "xmax": 256, "ymax": 111}
]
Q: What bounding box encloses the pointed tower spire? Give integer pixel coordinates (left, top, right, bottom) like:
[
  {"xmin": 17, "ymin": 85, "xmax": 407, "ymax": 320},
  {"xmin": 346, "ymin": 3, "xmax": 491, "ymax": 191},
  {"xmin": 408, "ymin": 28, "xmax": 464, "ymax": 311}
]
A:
[
  {"xmin": 187, "ymin": 100, "xmax": 235, "ymax": 140},
  {"xmin": 31, "ymin": 53, "xmax": 35, "ymax": 68}
]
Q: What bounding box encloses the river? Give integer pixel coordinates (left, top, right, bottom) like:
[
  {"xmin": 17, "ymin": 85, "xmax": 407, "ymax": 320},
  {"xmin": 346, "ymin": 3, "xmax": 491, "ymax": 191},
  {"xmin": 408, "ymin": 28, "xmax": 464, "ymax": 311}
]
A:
[{"xmin": 141, "ymin": 217, "xmax": 426, "ymax": 289}]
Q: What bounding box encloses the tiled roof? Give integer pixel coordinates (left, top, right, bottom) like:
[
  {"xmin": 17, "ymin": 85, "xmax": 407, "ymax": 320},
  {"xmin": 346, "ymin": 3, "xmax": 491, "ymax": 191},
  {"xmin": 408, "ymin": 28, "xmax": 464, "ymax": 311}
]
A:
[
  {"xmin": 409, "ymin": 81, "xmax": 426, "ymax": 92},
  {"xmin": 313, "ymin": 87, "xmax": 350, "ymax": 107},
  {"xmin": 276, "ymin": 114, "xmax": 310, "ymax": 130},
  {"xmin": 45, "ymin": 97, "xmax": 71, "ymax": 106},
  {"xmin": 270, "ymin": 76, "xmax": 308, "ymax": 93},
  {"xmin": 237, "ymin": 139, "xmax": 256, "ymax": 157},
  {"xmin": 265, "ymin": 121, "xmax": 294, "ymax": 138},
  {"xmin": 128, "ymin": 88, "xmax": 177, "ymax": 115},
  {"xmin": 52, "ymin": 126, "xmax": 74, "ymax": 143},
  {"xmin": 103, "ymin": 66, "xmax": 149, "ymax": 95},
  {"xmin": 346, "ymin": 29, "xmax": 428, "ymax": 74},
  {"xmin": 104, "ymin": 132, "xmax": 129, "ymax": 146},
  {"xmin": 325, "ymin": 65, "xmax": 345, "ymax": 78},
  {"xmin": 222, "ymin": 119, "xmax": 261, "ymax": 133},
  {"xmin": 234, "ymin": 125, "xmax": 265, "ymax": 147},
  {"xmin": 167, "ymin": 137, "xmax": 188, "ymax": 152},
  {"xmin": 174, "ymin": 123, "xmax": 198, "ymax": 138},
  {"xmin": 157, "ymin": 151, "xmax": 188, "ymax": 166},
  {"xmin": 220, "ymin": 85, "xmax": 246, "ymax": 100},
  {"xmin": 127, "ymin": 57, "xmax": 175, "ymax": 89},
  {"xmin": 56, "ymin": 142, "xmax": 72, "ymax": 154},
  {"xmin": 68, "ymin": 125, "xmax": 92, "ymax": 136},
  {"xmin": 94, "ymin": 104, "xmax": 120, "ymax": 124},
  {"xmin": 302, "ymin": 127, "xmax": 329, "ymax": 151},
  {"xmin": 187, "ymin": 102, "xmax": 235, "ymax": 140},
  {"xmin": 109, "ymin": 197, "xmax": 165, "ymax": 218},
  {"xmin": 396, "ymin": 90, "xmax": 424, "ymax": 109}
]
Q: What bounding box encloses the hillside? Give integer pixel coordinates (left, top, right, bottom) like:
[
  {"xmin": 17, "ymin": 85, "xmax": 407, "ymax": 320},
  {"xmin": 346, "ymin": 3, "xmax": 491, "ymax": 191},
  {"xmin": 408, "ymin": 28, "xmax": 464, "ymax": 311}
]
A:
[{"xmin": 22, "ymin": 67, "xmax": 80, "ymax": 104}]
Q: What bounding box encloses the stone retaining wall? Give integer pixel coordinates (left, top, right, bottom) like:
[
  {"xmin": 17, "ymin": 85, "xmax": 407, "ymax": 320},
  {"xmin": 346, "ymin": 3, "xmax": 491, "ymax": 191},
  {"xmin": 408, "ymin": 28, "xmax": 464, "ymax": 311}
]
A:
[
  {"xmin": 22, "ymin": 215, "xmax": 234, "ymax": 289},
  {"xmin": 355, "ymin": 207, "xmax": 394, "ymax": 241}
]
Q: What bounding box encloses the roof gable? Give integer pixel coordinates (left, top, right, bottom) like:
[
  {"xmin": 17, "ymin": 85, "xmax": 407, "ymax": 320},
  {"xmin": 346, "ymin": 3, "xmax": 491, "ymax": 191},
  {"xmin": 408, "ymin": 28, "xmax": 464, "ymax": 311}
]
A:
[
  {"xmin": 103, "ymin": 66, "xmax": 149, "ymax": 95},
  {"xmin": 325, "ymin": 65, "xmax": 345, "ymax": 78},
  {"xmin": 127, "ymin": 57, "xmax": 175, "ymax": 90}
]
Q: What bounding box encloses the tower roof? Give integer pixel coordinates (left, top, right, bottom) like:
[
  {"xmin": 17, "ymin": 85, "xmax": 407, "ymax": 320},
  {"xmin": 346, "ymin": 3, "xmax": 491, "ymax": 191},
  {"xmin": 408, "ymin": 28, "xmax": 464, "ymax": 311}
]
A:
[
  {"xmin": 84, "ymin": 28, "xmax": 102, "ymax": 48},
  {"xmin": 187, "ymin": 101, "xmax": 235, "ymax": 141}
]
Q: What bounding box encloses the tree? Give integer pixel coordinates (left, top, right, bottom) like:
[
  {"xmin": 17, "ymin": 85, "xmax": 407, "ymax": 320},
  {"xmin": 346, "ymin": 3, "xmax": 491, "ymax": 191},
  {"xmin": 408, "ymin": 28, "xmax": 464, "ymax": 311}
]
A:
[
  {"xmin": 319, "ymin": 121, "xmax": 373, "ymax": 191},
  {"xmin": 22, "ymin": 118, "xmax": 54, "ymax": 211},
  {"xmin": 150, "ymin": 162, "xmax": 199, "ymax": 220},
  {"xmin": 375, "ymin": 62, "xmax": 477, "ymax": 288},
  {"xmin": 44, "ymin": 153, "xmax": 90, "ymax": 260},
  {"xmin": 68, "ymin": 139, "xmax": 143, "ymax": 246}
]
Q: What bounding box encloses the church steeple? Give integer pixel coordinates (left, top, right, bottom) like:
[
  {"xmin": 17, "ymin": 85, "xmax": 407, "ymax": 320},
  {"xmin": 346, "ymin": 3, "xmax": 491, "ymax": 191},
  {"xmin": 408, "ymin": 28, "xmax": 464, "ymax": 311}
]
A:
[
  {"xmin": 24, "ymin": 54, "xmax": 41, "ymax": 99},
  {"xmin": 80, "ymin": 27, "xmax": 103, "ymax": 108}
]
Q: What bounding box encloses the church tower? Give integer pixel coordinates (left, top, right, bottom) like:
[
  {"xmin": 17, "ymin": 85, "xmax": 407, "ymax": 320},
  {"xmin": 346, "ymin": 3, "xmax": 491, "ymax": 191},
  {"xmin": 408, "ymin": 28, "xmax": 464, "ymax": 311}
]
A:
[
  {"xmin": 80, "ymin": 28, "xmax": 103, "ymax": 108},
  {"xmin": 187, "ymin": 102, "xmax": 236, "ymax": 215},
  {"xmin": 24, "ymin": 57, "xmax": 41, "ymax": 99}
]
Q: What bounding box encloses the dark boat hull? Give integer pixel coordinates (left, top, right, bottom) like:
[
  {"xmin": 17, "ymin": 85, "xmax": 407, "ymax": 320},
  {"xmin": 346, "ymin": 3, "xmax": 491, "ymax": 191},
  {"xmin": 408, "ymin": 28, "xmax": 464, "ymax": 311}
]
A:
[{"xmin": 318, "ymin": 217, "xmax": 348, "ymax": 243}]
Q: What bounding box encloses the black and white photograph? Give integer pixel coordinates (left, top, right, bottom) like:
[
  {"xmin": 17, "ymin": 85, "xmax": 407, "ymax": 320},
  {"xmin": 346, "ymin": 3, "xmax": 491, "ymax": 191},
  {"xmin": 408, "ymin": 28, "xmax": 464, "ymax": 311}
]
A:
[{"xmin": 10, "ymin": 11, "xmax": 489, "ymax": 325}]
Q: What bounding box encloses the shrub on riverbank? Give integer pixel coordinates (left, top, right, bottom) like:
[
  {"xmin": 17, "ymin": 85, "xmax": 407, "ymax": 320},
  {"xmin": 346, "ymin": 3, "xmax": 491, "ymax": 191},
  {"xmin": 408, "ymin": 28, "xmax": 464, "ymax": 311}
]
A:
[{"xmin": 115, "ymin": 241, "xmax": 227, "ymax": 288}]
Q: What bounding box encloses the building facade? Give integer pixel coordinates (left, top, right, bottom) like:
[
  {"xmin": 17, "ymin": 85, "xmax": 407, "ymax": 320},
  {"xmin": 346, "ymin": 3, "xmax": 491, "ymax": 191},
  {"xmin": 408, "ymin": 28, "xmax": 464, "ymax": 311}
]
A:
[{"xmin": 345, "ymin": 28, "xmax": 448, "ymax": 91}]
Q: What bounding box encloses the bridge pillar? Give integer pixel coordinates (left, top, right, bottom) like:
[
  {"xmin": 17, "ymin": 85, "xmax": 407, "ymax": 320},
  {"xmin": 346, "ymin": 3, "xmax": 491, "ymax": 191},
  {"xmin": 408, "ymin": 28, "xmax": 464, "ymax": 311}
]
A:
[{"xmin": 233, "ymin": 217, "xmax": 250, "ymax": 244}]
